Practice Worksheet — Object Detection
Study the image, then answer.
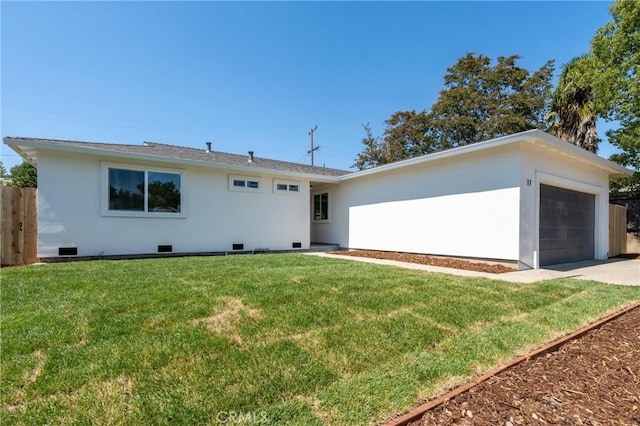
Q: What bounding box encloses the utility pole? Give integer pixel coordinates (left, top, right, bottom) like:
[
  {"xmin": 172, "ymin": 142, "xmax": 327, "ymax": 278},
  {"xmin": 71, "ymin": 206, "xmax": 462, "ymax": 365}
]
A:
[{"xmin": 308, "ymin": 125, "xmax": 319, "ymax": 166}]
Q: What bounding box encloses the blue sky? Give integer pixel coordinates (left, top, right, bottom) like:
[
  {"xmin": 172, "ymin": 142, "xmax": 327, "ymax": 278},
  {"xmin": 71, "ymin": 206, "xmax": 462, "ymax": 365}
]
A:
[{"xmin": 1, "ymin": 1, "xmax": 617, "ymax": 171}]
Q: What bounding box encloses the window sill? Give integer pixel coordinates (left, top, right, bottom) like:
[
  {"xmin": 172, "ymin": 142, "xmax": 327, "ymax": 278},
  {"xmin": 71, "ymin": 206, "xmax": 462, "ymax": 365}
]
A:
[
  {"xmin": 101, "ymin": 210, "xmax": 187, "ymax": 219},
  {"xmin": 312, "ymin": 219, "xmax": 331, "ymax": 224}
]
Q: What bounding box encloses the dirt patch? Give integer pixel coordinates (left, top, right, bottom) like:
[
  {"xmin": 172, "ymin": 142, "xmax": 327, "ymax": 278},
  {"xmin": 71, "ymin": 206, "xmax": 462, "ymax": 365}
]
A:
[
  {"xmin": 191, "ymin": 298, "xmax": 261, "ymax": 344},
  {"xmin": 409, "ymin": 305, "xmax": 640, "ymax": 425},
  {"xmin": 4, "ymin": 349, "xmax": 47, "ymax": 413},
  {"xmin": 331, "ymin": 250, "xmax": 515, "ymax": 274}
]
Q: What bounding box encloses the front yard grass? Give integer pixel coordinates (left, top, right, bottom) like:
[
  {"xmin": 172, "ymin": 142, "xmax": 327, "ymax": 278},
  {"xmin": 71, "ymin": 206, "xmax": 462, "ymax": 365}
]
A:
[{"xmin": 2, "ymin": 254, "xmax": 639, "ymax": 425}]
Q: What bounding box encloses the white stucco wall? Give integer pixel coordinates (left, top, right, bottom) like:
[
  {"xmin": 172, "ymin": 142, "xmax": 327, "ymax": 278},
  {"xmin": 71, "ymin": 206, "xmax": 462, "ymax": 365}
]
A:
[
  {"xmin": 518, "ymin": 143, "xmax": 611, "ymax": 268},
  {"xmin": 37, "ymin": 150, "xmax": 310, "ymax": 257},
  {"xmin": 312, "ymin": 145, "xmax": 522, "ymax": 261}
]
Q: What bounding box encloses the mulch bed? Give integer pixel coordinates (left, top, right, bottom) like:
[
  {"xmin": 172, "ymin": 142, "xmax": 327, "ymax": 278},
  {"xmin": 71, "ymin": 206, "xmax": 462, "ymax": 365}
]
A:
[
  {"xmin": 408, "ymin": 305, "xmax": 640, "ymax": 426},
  {"xmin": 330, "ymin": 250, "xmax": 515, "ymax": 274}
]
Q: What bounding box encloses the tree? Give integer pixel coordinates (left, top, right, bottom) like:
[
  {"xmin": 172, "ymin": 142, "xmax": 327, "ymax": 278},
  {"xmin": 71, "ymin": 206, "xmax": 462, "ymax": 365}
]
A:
[
  {"xmin": 9, "ymin": 161, "xmax": 37, "ymax": 188},
  {"xmin": 426, "ymin": 54, "xmax": 554, "ymax": 149},
  {"xmin": 355, "ymin": 53, "xmax": 554, "ymax": 169},
  {"xmin": 546, "ymin": 55, "xmax": 599, "ymax": 153},
  {"xmin": 353, "ymin": 123, "xmax": 384, "ymax": 170},
  {"xmin": 0, "ymin": 161, "xmax": 8, "ymax": 178},
  {"xmin": 587, "ymin": 0, "xmax": 639, "ymax": 192}
]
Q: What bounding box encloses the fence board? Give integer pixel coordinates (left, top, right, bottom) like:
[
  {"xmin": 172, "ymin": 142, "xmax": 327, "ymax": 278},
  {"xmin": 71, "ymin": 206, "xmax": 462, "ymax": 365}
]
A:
[
  {"xmin": 1, "ymin": 188, "xmax": 13, "ymax": 265},
  {"xmin": 23, "ymin": 189, "xmax": 38, "ymax": 264},
  {"xmin": 1, "ymin": 187, "xmax": 38, "ymax": 266},
  {"xmin": 12, "ymin": 187, "xmax": 25, "ymax": 265},
  {"xmin": 609, "ymin": 204, "xmax": 627, "ymax": 257}
]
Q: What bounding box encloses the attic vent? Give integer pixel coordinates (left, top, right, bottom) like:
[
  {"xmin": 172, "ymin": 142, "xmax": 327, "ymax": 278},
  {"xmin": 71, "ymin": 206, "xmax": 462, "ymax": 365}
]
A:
[
  {"xmin": 58, "ymin": 247, "xmax": 78, "ymax": 256},
  {"xmin": 158, "ymin": 245, "xmax": 173, "ymax": 253},
  {"xmin": 292, "ymin": 242, "xmax": 302, "ymax": 248},
  {"xmin": 248, "ymin": 151, "xmax": 254, "ymax": 163},
  {"xmin": 232, "ymin": 243, "xmax": 244, "ymax": 250},
  {"xmin": 206, "ymin": 142, "xmax": 212, "ymax": 153}
]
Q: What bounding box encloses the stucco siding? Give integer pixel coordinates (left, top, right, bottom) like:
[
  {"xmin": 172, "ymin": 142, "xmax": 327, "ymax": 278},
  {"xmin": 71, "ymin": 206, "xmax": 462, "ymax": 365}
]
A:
[
  {"xmin": 37, "ymin": 150, "xmax": 310, "ymax": 257},
  {"xmin": 313, "ymin": 145, "xmax": 522, "ymax": 260}
]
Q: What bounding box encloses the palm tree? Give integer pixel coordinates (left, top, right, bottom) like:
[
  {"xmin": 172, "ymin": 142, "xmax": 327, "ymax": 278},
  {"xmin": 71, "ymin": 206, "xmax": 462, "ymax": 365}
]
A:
[{"xmin": 546, "ymin": 56, "xmax": 598, "ymax": 153}]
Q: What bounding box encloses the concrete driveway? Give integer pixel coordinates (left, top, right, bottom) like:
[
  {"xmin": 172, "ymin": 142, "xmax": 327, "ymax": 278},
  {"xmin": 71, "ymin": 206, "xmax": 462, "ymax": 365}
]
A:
[
  {"xmin": 499, "ymin": 257, "xmax": 640, "ymax": 286},
  {"xmin": 309, "ymin": 252, "xmax": 639, "ymax": 286}
]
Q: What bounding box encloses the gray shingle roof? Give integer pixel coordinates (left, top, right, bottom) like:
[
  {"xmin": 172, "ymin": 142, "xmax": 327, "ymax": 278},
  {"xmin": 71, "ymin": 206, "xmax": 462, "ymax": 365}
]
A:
[{"xmin": 4, "ymin": 137, "xmax": 351, "ymax": 177}]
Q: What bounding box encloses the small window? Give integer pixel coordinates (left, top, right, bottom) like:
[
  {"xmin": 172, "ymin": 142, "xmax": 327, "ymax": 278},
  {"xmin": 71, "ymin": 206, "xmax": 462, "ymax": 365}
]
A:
[
  {"xmin": 313, "ymin": 191, "xmax": 329, "ymax": 221},
  {"xmin": 274, "ymin": 179, "xmax": 301, "ymax": 194},
  {"xmin": 229, "ymin": 175, "xmax": 261, "ymax": 192}
]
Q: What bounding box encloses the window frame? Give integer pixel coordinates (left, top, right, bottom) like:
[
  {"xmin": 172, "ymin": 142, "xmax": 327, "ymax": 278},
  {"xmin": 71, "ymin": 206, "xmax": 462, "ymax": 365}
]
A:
[
  {"xmin": 273, "ymin": 179, "xmax": 301, "ymax": 195},
  {"xmin": 228, "ymin": 174, "xmax": 262, "ymax": 192},
  {"xmin": 101, "ymin": 162, "xmax": 186, "ymax": 218},
  {"xmin": 312, "ymin": 190, "xmax": 330, "ymax": 223}
]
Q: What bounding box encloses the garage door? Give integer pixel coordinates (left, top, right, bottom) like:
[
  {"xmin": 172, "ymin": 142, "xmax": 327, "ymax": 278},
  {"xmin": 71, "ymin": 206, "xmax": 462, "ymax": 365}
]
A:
[{"xmin": 539, "ymin": 184, "xmax": 595, "ymax": 267}]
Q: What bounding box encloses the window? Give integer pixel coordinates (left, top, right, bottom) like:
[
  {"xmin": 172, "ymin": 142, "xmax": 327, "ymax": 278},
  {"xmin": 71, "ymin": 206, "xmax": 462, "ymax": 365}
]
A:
[
  {"xmin": 109, "ymin": 168, "xmax": 144, "ymax": 211},
  {"xmin": 148, "ymin": 171, "xmax": 181, "ymax": 212},
  {"xmin": 103, "ymin": 164, "xmax": 183, "ymax": 217},
  {"xmin": 274, "ymin": 179, "xmax": 301, "ymax": 194},
  {"xmin": 313, "ymin": 191, "xmax": 329, "ymax": 221},
  {"xmin": 229, "ymin": 175, "xmax": 261, "ymax": 192}
]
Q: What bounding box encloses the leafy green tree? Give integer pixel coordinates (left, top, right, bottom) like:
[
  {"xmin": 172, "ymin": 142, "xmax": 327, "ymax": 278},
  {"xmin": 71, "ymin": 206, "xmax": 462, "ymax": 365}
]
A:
[
  {"xmin": 355, "ymin": 53, "xmax": 554, "ymax": 169},
  {"xmin": 0, "ymin": 161, "xmax": 8, "ymax": 178},
  {"xmin": 426, "ymin": 54, "xmax": 554, "ymax": 149},
  {"xmin": 546, "ymin": 56, "xmax": 599, "ymax": 153},
  {"xmin": 9, "ymin": 161, "xmax": 37, "ymax": 188},
  {"xmin": 587, "ymin": 0, "xmax": 639, "ymax": 193},
  {"xmin": 353, "ymin": 123, "xmax": 384, "ymax": 170}
]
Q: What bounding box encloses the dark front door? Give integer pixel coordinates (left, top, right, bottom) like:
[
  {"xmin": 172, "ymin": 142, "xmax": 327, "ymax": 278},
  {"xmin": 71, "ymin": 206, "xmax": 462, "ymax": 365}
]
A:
[{"xmin": 539, "ymin": 184, "xmax": 595, "ymax": 267}]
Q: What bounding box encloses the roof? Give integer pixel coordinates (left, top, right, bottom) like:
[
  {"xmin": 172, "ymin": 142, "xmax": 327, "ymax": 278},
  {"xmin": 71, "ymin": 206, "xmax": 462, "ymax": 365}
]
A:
[
  {"xmin": 2, "ymin": 137, "xmax": 351, "ymax": 179},
  {"xmin": 3, "ymin": 130, "xmax": 632, "ymax": 182},
  {"xmin": 340, "ymin": 129, "xmax": 632, "ymax": 180}
]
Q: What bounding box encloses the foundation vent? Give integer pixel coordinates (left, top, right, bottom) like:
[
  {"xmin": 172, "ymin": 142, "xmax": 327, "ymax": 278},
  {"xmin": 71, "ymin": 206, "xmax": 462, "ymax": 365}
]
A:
[
  {"xmin": 158, "ymin": 245, "xmax": 173, "ymax": 253},
  {"xmin": 58, "ymin": 247, "xmax": 78, "ymax": 256}
]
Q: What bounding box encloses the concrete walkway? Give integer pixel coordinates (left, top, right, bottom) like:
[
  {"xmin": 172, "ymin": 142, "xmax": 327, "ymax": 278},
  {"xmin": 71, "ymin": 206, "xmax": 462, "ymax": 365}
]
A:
[{"xmin": 307, "ymin": 252, "xmax": 639, "ymax": 286}]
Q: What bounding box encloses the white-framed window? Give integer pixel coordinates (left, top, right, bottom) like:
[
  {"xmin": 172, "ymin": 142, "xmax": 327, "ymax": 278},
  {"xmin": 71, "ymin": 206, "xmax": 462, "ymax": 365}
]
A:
[
  {"xmin": 101, "ymin": 162, "xmax": 185, "ymax": 218},
  {"xmin": 229, "ymin": 175, "xmax": 261, "ymax": 192},
  {"xmin": 312, "ymin": 191, "xmax": 330, "ymax": 222},
  {"xmin": 274, "ymin": 179, "xmax": 301, "ymax": 194}
]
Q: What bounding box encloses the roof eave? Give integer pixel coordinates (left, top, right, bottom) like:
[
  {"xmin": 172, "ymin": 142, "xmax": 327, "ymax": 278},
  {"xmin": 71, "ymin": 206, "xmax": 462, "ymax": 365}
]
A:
[
  {"xmin": 338, "ymin": 129, "xmax": 633, "ymax": 181},
  {"xmin": 2, "ymin": 138, "xmax": 343, "ymax": 182},
  {"xmin": 526, "ymin": 131, "xmax": 633, "ymax": 178}
]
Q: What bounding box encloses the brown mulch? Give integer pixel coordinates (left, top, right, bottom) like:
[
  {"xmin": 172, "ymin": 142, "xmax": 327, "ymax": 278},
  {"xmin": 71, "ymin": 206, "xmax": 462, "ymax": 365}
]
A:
[
  {"xmin": 409, "ymin": 306, "xmax": 640, "ymax": 426},
  {"xmin": 330, "ymin": 250, "xmax": 516, "ymax": 274}
]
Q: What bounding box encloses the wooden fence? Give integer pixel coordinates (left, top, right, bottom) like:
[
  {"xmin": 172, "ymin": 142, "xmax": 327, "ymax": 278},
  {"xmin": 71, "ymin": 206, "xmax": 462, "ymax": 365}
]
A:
[
  {"xmin": 1, "ymin": 187, "xmax": 38, "ymax": 266},
  {"xmin": 609, "ymin": 204, "xmax": 627, "ymax": 257}
]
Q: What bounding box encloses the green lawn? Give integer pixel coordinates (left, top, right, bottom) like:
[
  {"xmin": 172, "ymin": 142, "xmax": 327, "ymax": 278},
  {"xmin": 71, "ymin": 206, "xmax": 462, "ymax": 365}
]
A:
[{"xmin": 2, "ymin": 255, "xmax": 638, "ymax": 425}]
